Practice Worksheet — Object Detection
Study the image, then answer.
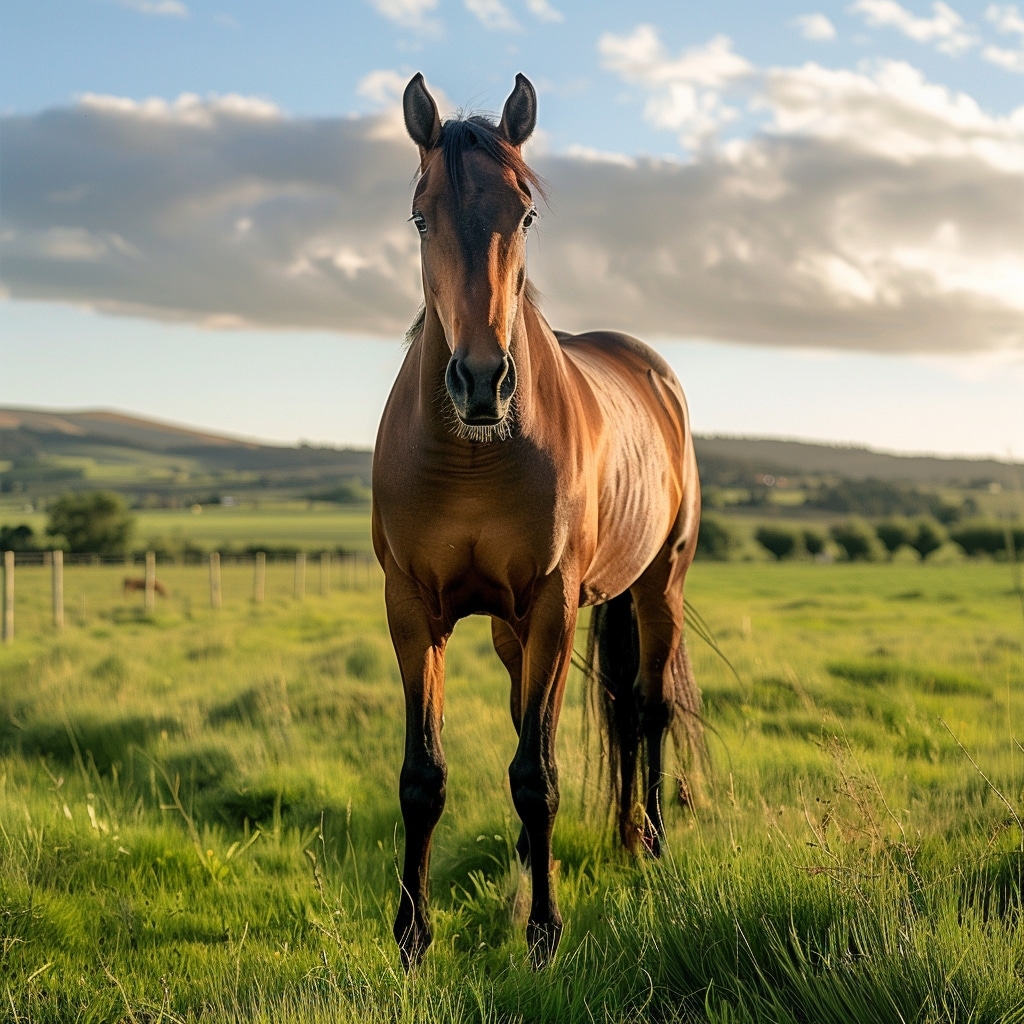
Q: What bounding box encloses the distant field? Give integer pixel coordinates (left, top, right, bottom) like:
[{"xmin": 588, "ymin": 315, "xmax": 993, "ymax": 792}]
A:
[
  {"xmin": 0, "ymin": 500, "xmax": 375, "ymax": 554},
  {"xmin": 3, "ymin": 560, "xmax": 1024, "ymax": 1021}
]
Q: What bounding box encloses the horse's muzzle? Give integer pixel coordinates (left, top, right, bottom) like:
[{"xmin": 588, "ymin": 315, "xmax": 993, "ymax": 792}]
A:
[{"xmin": 445, "ymin": 349, "xmax": 517, "ymax": 427}]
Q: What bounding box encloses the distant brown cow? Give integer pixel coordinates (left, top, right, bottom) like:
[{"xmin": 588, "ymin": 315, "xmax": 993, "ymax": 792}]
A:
[{"xmin": 123, "ymin": 577, "xmax": 168, "ymax": 597}]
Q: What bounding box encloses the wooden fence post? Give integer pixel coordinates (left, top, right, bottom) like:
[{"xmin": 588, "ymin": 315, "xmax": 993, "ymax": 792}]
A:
[
  {"xmin": 145, "ymin": 550, "xmax": 156, "ymax": 615},
  {"xmin": 320, "ymin": 551, "xmax": 331, "ymax": 597},
  {"xmin": 294, "ymin": 552, "xmax": 306, "ymax": 601},
  {"xmin": 52, "ymin": 550, "xmax": 65, "ymax": 629},
  {"xmin": 253, "ymin": 551, "xmax": 266, "ymax": 605},
  {"xmin": 209, "ymin": 552, "xmax": 222, "ymax": 610},
  {"xmin": 2, "ymin": 550, "xmax": 13, "ymax": 643}
]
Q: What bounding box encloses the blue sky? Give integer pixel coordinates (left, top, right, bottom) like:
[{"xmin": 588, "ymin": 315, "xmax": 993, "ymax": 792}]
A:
[{"xmin": 2, "ymin": 0, "xmax": 1022, "ymax": 455}]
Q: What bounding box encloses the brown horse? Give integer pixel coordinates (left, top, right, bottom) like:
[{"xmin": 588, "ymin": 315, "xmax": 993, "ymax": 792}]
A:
[
  {"xmin": 372, "ymin": 72, "xmax": 705, "ymax": 970},
  {"xmin": 123, "ymin": 577, "xmax": 168, "ymax": 597}
]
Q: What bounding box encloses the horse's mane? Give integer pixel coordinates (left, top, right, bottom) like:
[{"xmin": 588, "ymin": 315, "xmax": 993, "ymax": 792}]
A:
[{"xmin": 421, "ymin": 113, "xmax": 547, "ymax": 203}]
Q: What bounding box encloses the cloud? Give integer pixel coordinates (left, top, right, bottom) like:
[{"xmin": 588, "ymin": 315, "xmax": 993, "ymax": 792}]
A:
[
  {"xmin": 987, "ymin": 2, "xmax": 1024, "ymax": 35},
  {"xmin": 365, "ymin": 0, "xmax": 439, "ymax": 29},
  {"xmin": 464, "ymin": 0, "xmax": 519, "ymax": 31},
  {"xmin": 847, "ymin": 0, "xmax": 978, "ymax": 55},
  {"xmin": 2, "ymin": 81, "xmax": 1022, "ymax": 355},
  {"xmin": 793, "ymin": 13, "xmax": 838, "ymax": 40},
  {"xmin": 983, "ymin": 3, "xmax": 1024, "ymax": 71},
  {"xmin": 526, "ymin": 0, "xmax": 563, "ymax": 23},
  {"xmin": 118, "ymin": 0, "xmax": 189, "ymax": 15},
  {"xmin": 598, "ymin": 28, "xmax": 753, "ymax": 147}
]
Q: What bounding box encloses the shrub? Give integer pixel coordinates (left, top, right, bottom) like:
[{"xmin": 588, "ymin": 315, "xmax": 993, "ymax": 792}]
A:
[
  {"xmin": 875, "ymin": 519, "xmax": 913, "ymax": 556},
  {"xmin": 830, "ymin": 519, "xmax": 880, "ymax": 562},
  {"xmin": 950, "ymin": 522, "xmax": 1024, "ymax": 558},
  {"xmin": 801, "ymin": 528, "xmax": 826, "ymax": 557},
  {"xmin": 45, "ymin": 491, "xmax": 135, "ymax": 554},
  {"xmin": 0, "ymin": 523, "xmax": 40, "ymax": 552},
  {"xmin": 696, "ymin": 514, "xmax": 734, "ymax": 561},
  {"xmin": 910, "ymin": 518, "xmax": 946, "ymax": 560},
  {"xmin": 754, "ymin": 525, "xmax": 799, "ymax": 561}
]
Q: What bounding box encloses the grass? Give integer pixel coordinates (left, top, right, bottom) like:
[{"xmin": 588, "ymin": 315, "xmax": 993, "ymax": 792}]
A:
[
  {"xmin": 1, "ymin": 501, "xmax": 375, "ymax": 556},
  {"xmin": 2, "ymin": 560, "xmax": 1024, "ymax": 1021}
]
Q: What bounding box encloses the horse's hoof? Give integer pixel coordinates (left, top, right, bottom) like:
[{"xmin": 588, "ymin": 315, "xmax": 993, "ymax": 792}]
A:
[
  {"xmin": 641, "ymin": 828, "xmax": 662, "ymax": 858},
  {"xmin": 527, "ymin": 917, "xmax": 563, "ymax": 970},
  {"xmin": 394, "ymin": 918, "xmax": 431, "ymax": 972}
]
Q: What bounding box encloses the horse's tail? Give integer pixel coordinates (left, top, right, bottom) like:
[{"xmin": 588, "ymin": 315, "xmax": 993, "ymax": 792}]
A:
[
  {"xmin": 585, "ymin": 592, "xmax": 642, "ymax": 848},
  {"xmin": 585, "ymin": 592, "xmax": 707, "ymax": 850}
]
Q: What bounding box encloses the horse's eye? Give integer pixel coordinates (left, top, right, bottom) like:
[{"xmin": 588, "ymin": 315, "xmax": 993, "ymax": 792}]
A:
[
  {"xmin": 522, "ymin": 208, "xmax": 537, "ymax": 232},
  {"xmin": 410, "ymin": 211, "xmax": 427, "ymax": 236}
]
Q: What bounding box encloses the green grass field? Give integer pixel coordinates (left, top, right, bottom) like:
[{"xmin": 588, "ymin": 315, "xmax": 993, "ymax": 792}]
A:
[
  {"xmin": 0, "ymin": 501, "xmax": 375, "ymax": 556},
  {"xmin": 2, "ymin": 558, "xmax": 1024, "ymax": 1022}
]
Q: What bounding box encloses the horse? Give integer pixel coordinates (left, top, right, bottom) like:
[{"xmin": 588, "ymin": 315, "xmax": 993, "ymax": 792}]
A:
[
  {"xmin": 123, "ymin": 577, "xmax": 168, "ymax": 597},
  {"xmin": 372, "ymin": 72, "xmax": 706, "ymax": 970}
]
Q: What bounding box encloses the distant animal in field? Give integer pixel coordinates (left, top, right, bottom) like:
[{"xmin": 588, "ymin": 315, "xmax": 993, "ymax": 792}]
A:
[
  {"xmin": 372, "ymin": 73, "xmax": 706, "ymax": 971},
  {"xmin": 123, "ymin": 577, "xmax": 168, "ymax": 597}
]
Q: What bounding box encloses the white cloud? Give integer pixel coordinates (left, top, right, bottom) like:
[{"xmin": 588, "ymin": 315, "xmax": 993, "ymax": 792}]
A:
[
  {"xmin": 118, "ymin": 0, "xmax": 188, "ymax": 15},
  {"xmin": 983, "ymin": 3, "xmax": 1024, "ymax": 70},
  {"xmin": 526, "ymin": 0, "xmax": 563, "ymax": 23},
  {"xmin": 77, "ymin": 91, "xmax": 283, "ymax": 126},
  {"xmin": 793, "ymin": 13, "xmax": 838, "ymax": 39},
  {"xmin": 982, "ymin": 43, "xmax": 1024, "ymax": 68},
  {"xmin": 762, "ymin": 59, "xmax": 1024, "ymax": 169},
  {"xmin": 357, "ymin": 69, "xmax": 409, "ymax": 107},
  {"xmin": 986, "ymin": 2, "xmax": 1024, "ymax": 35},
  {"xmin": 848, "ymin": 0, "xmax": 978, "ymax": 54},
  {"xmin": 365, "ymin": 0, "xmax": 438, "ymax": 29},
  {"xmin": 464, "ymin": 0, "xmax": 520, "ymax": 31},
  {"xmin": 2, "ymin": 85, "xmax": 1022, "ymax": 355},
  {"xmin": 599, "ymin": 28, "xmax": 753, "ymax": 147}
]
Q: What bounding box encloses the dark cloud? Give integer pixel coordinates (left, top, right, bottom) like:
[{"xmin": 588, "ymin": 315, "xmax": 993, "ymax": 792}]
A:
[{"xmin": 2, "ymin": 90, "xmax": 1021, "ymax": 353}]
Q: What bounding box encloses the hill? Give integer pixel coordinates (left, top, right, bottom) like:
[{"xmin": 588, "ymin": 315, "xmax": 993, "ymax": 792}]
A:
[
  {"xmin": 0, "ymin": 406, "xmax": 373, "ymax": 505},
  {"xmin": 1, "ymin": 406, "xmax": 1020, "ymax": 509},
  {"xmin": 696, "ymin": 435, "xmax": 1020, "ymax": 488}
]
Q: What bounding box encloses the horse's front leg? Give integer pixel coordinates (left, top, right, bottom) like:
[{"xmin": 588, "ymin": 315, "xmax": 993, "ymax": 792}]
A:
[
  {"xmin": 383, "ymin": 563, "xmax": 450, "ymax": 970},
  {"xmin": 508, "ymin": 574, "xmax": 577, "ymax": 968}
]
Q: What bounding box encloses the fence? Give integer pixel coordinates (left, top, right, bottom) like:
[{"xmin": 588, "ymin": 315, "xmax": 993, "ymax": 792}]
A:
[{"xmin": 0, "ymin": 549, "xmax": 380, "ymax": 644}]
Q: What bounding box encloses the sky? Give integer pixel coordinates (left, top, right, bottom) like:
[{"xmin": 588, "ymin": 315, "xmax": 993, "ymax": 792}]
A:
[{"xmin": 1, "ymin": 0, "xmax": 1022, "ymax": 457}]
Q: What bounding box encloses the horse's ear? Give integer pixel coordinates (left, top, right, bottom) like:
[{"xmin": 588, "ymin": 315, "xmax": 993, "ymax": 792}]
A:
[
  {"xmin": 499, "ymin": 73, "xmax": 537, "ymax": 148},
  {"xmin": 403, "ymin": 73, "xmax": 441, "ymax": 153}
]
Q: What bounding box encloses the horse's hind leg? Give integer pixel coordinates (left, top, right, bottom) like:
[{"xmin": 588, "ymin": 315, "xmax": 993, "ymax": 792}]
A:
[
  {"xmin": 630, "ymin": 538, "xmax": 702, "ymax": 854},
  {"xmin": 491, "ymin": 618, "xmax": 531, "ymax": 864}
]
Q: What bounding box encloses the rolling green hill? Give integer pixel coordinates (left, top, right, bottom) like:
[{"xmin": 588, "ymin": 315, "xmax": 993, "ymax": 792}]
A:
[
  {"xmin": 0, "ymin": 407, "xmax": 373, "ymax": 506},
  {"xmin": 1, "ymin": 406, "xmax": 1020, "ymax": 528}
]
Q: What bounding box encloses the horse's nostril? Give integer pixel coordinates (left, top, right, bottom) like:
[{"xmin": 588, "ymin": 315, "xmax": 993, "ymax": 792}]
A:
[{"xmin": 492, "ymin": 355, "xmax": 509, "ymax": 391}]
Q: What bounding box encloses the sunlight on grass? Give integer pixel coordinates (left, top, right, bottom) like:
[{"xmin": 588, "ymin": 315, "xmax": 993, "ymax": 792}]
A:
[{"xmin": 2, "ymin": 562, "xmax": 1023, "ymax": 1021}]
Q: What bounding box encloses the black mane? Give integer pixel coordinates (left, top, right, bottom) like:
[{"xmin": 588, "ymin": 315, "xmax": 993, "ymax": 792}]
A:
[{"xmin": 429, "ymin": 114, "xmax": 546, "ymax": 201}]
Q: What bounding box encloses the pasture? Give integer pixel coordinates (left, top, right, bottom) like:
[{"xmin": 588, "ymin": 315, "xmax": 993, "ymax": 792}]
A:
[{"xmin": 2, "ymin": 559, "xmax": 1024, "ymax": 1022}]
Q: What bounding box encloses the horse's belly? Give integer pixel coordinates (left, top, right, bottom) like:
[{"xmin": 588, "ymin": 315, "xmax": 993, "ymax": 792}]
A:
[{"xmin": 580, "ymin": 440, "xmax": 681, "ymax": 604}]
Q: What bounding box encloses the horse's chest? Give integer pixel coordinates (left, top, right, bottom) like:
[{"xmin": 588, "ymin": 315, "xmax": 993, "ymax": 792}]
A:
[{"xmin": 375, "ymin": 457, "xmax": 565, "ymax": 619}]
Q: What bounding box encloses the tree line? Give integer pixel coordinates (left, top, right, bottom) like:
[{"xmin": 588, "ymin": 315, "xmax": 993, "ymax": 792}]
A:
[{"xmin": 697, "ymin": 514, "xmax": 1024, "ymax": 562}]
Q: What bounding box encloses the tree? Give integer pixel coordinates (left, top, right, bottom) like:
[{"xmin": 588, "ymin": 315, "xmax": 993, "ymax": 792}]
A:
[
  {"xmin": 46, "ymin": 491, "xmax": 135, "ymax": 554},
  {"xmin": 755, "ymin": 525, "xmax": 798, "ymax": 560},
  {"xmin": 875, "ymin": 518, "xmax": 913, "ymax": 556},
  {"xmin": 802, "ymin": 528, "xmax": 826, "ymax": 557},
  {"xmin": 696, "ymin": 514, "xmax": 734, "ymax": 561},
  {"xmin": 0, "ymin": 523, "xmax": 39, "ymax": 552},
  {"xmin": 910, "ymin": 518, "xmax": 945, "ymax": 560},
  {"xmin": 830, "ymin": 519, "xmax": 879, "ymax": 562}
]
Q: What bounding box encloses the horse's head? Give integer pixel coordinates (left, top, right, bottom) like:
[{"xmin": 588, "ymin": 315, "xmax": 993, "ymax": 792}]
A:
[{"xmin": 403, "ymin": 73, "xmax": 541, "ymax": 437}]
